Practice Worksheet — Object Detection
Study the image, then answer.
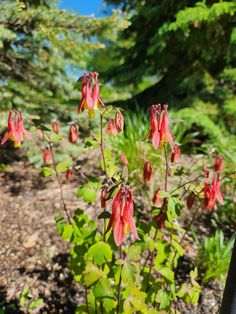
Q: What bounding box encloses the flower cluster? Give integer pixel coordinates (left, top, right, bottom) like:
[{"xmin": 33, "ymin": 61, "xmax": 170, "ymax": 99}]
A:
[
  {"xmin": 147, "ymin": 104, "xmax": 174, "ymax": 151},
  {"xmin": 203, "ymin": 156, "xmax": 224, "ymax": 210},
  {"xmin": 1, "ymin": 110, "xmax": 31, "ymax": 148},
  {"xmin": 78, "ymin": 72, "xmax": 104, "ymax": 118},
  {"xmin": 107, "ymin": 185, "xmax": 139, "ymax": 246}
]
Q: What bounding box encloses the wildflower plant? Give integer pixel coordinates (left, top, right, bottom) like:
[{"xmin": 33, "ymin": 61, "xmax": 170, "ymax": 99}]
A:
[{"xmin": 1, "ymin": 72, "xmax": 228, "ymax": 313}]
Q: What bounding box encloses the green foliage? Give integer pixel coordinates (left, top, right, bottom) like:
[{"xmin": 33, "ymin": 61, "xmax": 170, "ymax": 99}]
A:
[{"xmin": 195, "ymin": 230, "xmax": 235, "ymax": 283}]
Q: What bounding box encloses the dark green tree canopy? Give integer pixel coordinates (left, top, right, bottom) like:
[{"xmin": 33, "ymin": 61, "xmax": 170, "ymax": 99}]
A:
[{"xmin": 104, "ymin": 0, "xmax": 236, "ymax": 107}]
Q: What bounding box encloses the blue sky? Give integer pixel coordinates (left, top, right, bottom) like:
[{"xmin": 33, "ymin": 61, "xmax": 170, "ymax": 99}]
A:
[{"xmin": 59, "ymin": 0, "xmax": 105, "ymax": 17}]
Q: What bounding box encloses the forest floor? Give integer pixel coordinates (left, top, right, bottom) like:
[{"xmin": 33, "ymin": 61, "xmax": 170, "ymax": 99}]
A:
[{"xmin": 0, "ymin": 160, "xmax": 224, "ymax": 314}]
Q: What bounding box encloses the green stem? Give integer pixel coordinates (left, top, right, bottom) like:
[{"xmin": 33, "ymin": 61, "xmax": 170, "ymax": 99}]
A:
[
  {"xmin": 117, "ymin": 245, "xmax": 123, "ymax": 314},
  {"xmin": 48, "ymin": 142, "xmax": 71, "ymax": 224}
]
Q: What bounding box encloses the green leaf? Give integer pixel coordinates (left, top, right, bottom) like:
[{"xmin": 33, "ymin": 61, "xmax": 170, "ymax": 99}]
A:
[
  {"xmin": 40, "ymin": 166, "xmax": 55, "ymax": 177},
  {"xmin": 103, "ymin": 298, "xmax": 116, "ymax": 312},
  {"xmin": 61, "ymin": 225, "xmax": 74, "ymax": 241},
  {"xmin": 159, "ymin": 267, "xmax": 174, "ymax": 283},
  {"xmin": 75, "ymin": 185, "xmax": 97, "ymax": 203},
  {"xmin": 92, "ymin": 278, "xmax": 114, "ymax": 299},
  {"xmin": 127, "ymin": 245, "xmax": 141, "ymax": 262},
  {"xmin": 83, "ymin": 262, "xmax": 103, "ymax": 286},
  {"xmin": 172, "ymin": 240, "xmax": 184, "ymax": 256},
  {"xmin": 98, "ymin": 211, "xmax": 111, "ymax": 219},
  {"xmin": 28, "ymin": 299, "xmax": 43, "ymax": 310},
  {"xmin": 56, "ymin": 161, "xmax": 71, "ymax": 173},
  {"xmin": 87, "ymin": 242, "xmax": 112, "ymax": 266},
  {"xmin": 123, "ymin": 286, "xmax": 147, "ymax": 314},
  {"xmin": 50, "ymin": 132, "xmax": 62, "ymax": 143},
  {"xmin": 155, "ymin": 289, "xmax": 170, "ymax": 309}
]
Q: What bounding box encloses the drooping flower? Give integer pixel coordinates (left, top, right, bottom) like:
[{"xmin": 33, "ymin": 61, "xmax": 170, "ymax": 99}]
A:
[
  {"xmin": 203, "ymin": 174, "xmax": 224, "ymax": 210},
  {"xmin": 66, "ymin": 168, "xmax": 73, "ymax": 181},
  {"xmin": 107, "ymin": 119, "xmax": 117, "ymax": 136},
  {"xmin": 152, "ymin": 189, "xmax": 163, "ymax": 207},
  {"xmin": 51, "ymin": 121, "xmax": 60, "ymax": 134},
  {"xmin": 78, "ymin": 72, "xmax": 104, "ymax": 118},
  {"xmin": 147, "ymin": 104, "xmax": 174, "ymax": 151},
  {"xmin": 143, "ymin": 160, "xmax": 153, "ymax": 183},
  {"xmin": 114, "ymin": 110, "xmax": 124, "ymax": 132},
  {"xmin": 42, "ymin": 148, "xmax": 52, "ymax": 165},
  {"xmin": 120, "ymin": 153, "xmax": 128, "ymax": 166},
  {"xmin": 171, "ymin": 144, "xmax": 180, "ymax": 163},
  {"xmin": 214, "ymin": 156, "xmax": 223, "ymax": 173},
  {"xmin": 69, "ymin": 124, "xmax": 79, "ymax": 144},
  {"xmin": 107, "ymin": 185, "xmax": 139, "ymax": 246},
  {"xmin": 1, "ymin": 110, "xmax": 31, "ymax": 148}
]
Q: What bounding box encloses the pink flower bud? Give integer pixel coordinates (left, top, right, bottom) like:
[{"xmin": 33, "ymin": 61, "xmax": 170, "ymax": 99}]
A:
[
  {"xmin": 152, "ymin": 189, "xmax": 162, "ymax": 207},
  {"xmin": 107, "ymin": 120, "xmax": 117, "ymax": 136},
  {"xmin": 66, "ymin": 168, "xmax": 73, "ymax": 181},
  {"xmin": 42, "ymin": 148, "xmax": 52, "ymax": 165},
  {"xmin": 69, "ymin": 124, "xmax": 79, "ymax": 143},
  {"xmin": 143, "ymin": 160, "xmax": 153, "ymax": 183},
  {"xmin": 214, "ymin": 156, "xmax": 223, "ymax": 173},
  {"xmin": 51, "ymin": 121, "xmax": 60, "ymax": 134},
  {"xmin": 114, "ymin": 111, "xmax": 124, "ymax": 132},
  {"xmin": 120, "ymin": 153, "xmax": 128, "ymax": 166},
  {"xmin": 171, "ymin": 144, "xmax": 180, "ymax": 163}
]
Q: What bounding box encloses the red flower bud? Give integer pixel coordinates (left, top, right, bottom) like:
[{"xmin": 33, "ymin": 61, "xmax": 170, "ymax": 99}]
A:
[
  {"xmin": 214, "ymin": 156, "xmax": 223, "ymax": 173},
  {"xmin": 51, "ymin": 121, "xmax": 60, "ymax": 134},
  {"xmin": 69, "ymin": 124, "xmax": 79, "ymax": 143},
  {"xmin": 42, "ymin": 148, "xmax": 52, "ymax": 165},
  {"xmin": 114, "ymin": 111, "xmax": 124, "ymax": 132},
  {"xmin": 101, "ymin": 187, "xmax": 108, "ymax": 209},
  {"xmin": 187, "ymin": 192, "xmax": 195, "ymax": 209},
  {"xmin": 154, "ymin": 212, "xmax": 166, "ymax": 229},
  {"xmin": 171, "ymin": 144, "xmax": 180, "ymax": 163},
  {"xmin": 107, "ymin": 120, "xmax": 117, "ymax": 136},
  {"xmin": 152, "ymin": 189, "xmax": 163, "ymax": 207},
  {"xmin": 66, "ymin": 168, "xmax": 73, "ymax": 181},
  {"xmin": 143, "ymin": 160, "xmax": 153, "ymax": 183},
  {"xmin": 185, "ymin": 244, "xmax": 191, "ymax": 254},
  {"xmin": 120, "ymin": 153, "xmax": 128, "ymax": 166}
]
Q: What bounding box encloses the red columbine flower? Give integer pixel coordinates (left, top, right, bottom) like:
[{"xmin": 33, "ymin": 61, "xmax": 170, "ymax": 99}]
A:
[
  {"xmin": 1, "ymin": 110, "xmax": 31, "ymax": 148},
  {"xmin": 78, "ymin": 72, "xmax": 104, "ymax": 118},
  {"xmin": 107, "ymin": 119, "xmax": 117, "ymax": 136},
  {"xmin": 147, "ymin": 104, "xmax": 174, "ymax": 151},
  {"xmin": 66, "ymin": 168, "xmax": 73, "ymax": 181},
  {"xmin": 171, "ymin": 144, "xmax": 180, "ymax": 163},
  {"xmin": 51, "ymin": 121, "xmax": 60, "ymax": 134},
  {"xmin": 107, "ymin": 185, "xmax": 139, "ymax": 246},
  {"xmin": 69, "ymin": 124, "xmax": 79, "ymax": 143},
  {"xmin": 143, "ymin": 160, "xmax": 153, "ymax": 183},
  {"xmin": 42, "ymin": 148, "xmax": 52, "ymax": 165},
  {"xmin": 152, "ymin": 189, "xmax": 163, "ymax": 207},
  {"xmin": 204, "ymin": 174, "xmax": 223, "ymax": 210},
  {"xmin": 114, "ymin": 111, "xmax": 124, "ymax": 132},
  {"xmin": 214, "ymin": 156, "xmax": 223, "ymax": 173},
  {"xmin": 121, "ymin": 153, "xmax": 128, "ymax": 166}
]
